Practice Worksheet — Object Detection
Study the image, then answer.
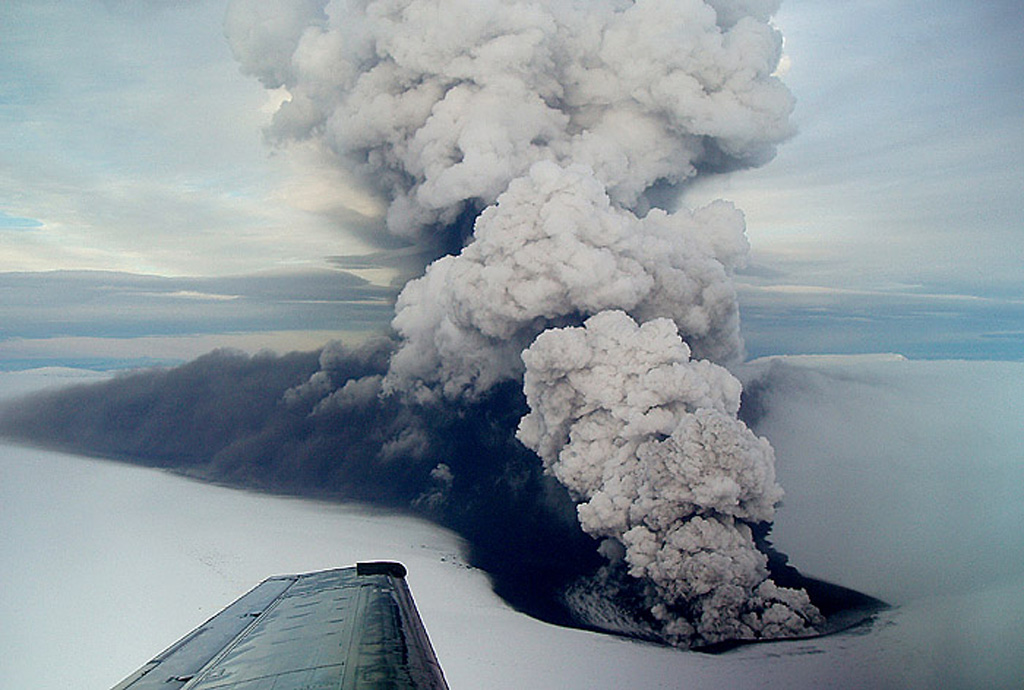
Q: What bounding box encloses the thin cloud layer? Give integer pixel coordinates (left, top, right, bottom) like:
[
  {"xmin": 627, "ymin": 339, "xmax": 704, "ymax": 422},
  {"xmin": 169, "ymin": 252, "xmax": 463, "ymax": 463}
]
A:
[{"xmin": 0, "ymin": 269, "xmax": 392, "ymax": 341}]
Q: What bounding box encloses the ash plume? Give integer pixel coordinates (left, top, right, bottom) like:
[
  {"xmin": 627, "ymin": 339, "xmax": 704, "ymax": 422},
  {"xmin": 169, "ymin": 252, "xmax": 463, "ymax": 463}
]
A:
[
  {"xmin": 223, "ymin": 0, "xmax": 820, "ymax": 645},
  {"xmin": 0, "ymin": 0, "xmax": 839, "ymax": 649}
]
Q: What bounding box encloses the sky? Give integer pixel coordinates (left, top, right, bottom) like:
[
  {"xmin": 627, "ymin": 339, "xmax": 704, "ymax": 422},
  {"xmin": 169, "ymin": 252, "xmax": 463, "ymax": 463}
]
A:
[{"xmin": 1, "ymin": 0, "xmax": 1022, "ymax": 369}]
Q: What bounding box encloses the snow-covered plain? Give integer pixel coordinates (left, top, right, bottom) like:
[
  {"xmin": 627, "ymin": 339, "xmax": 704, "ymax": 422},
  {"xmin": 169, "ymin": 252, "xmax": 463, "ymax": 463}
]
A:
[{"xmin": 1, "ymin": 359, "xmax": 1022, "ymax": 689}]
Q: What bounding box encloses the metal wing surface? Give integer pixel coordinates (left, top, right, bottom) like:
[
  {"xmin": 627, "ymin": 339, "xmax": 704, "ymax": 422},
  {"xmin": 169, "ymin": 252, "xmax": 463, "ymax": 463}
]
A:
[{"xmin": 111, "ymin": 562, "xmax": 448, "ymax": 690}]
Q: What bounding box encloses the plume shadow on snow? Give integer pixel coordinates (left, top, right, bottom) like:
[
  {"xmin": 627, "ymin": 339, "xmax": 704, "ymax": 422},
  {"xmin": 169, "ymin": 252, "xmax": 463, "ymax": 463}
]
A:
[{"xmin": 0, "ymin": 344, "xmax": 885, "ymax": 645}]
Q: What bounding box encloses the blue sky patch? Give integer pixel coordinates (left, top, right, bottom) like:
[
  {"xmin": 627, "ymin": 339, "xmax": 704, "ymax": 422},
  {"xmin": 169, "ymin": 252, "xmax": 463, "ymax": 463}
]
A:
[{"xmin": 0, "ymin": 211, "xmax": 42, "ymax": 229}]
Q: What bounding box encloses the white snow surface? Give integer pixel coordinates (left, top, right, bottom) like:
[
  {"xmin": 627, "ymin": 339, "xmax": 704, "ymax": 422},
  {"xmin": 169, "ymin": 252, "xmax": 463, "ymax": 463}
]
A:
[{"xmin": 2, "ymin": 359, "xmax": 1023, "ymax": 689}]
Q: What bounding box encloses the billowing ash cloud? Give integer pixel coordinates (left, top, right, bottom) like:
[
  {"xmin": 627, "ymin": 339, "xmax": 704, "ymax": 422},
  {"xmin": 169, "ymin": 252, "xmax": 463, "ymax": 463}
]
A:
[
  {"xmin": 518, "ymin": 311, "xmax": 821, "ymax": 643},
  {"xmin": 219, "ymin": 0, "xmax": 820, "ymax": 646},
  {"xmin": 385, "ymin": 162, "xmax": 750, "ymax": 400},
  {"xmin": 226, "ymin": 0, "xmax": 792, "ymax": 237}
]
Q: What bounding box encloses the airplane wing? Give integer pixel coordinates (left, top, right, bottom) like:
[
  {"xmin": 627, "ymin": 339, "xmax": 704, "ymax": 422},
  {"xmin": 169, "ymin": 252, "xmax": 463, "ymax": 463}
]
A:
[{"xmin": 111, "ymin": 561, "xmax": 449, "ymax": 690}]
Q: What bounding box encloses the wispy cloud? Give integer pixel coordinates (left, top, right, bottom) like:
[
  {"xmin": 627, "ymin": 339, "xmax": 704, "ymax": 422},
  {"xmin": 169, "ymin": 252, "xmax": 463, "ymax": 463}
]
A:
[
  {"xmin": 738, "ymin": 278, "xmax": 1024, "ymax": 361},
  {"xmin": 0, "ymin": 0, "xmax": 383, "ymax": 277},
  {"xmin": 0, "ymin": 268, "xmax": 394, "ymax": 368}
]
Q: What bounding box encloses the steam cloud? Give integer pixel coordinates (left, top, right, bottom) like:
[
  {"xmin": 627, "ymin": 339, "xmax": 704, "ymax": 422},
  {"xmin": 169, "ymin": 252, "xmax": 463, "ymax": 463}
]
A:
[{"xmin": 219, "ymin": 0, "xmax": 824, "ymax": 646}]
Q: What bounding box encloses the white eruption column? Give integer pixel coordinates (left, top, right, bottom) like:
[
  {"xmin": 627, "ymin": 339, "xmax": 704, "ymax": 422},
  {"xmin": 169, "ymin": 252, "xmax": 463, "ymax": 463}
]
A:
[
  {"xmin": 518, "ymin": 311, "xmax": 821, "ymax": 643},
  {"xmin": 227, "ymin": 0, "xmax": 822, "ymax": 645}
]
